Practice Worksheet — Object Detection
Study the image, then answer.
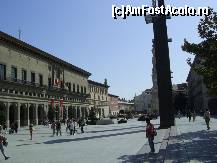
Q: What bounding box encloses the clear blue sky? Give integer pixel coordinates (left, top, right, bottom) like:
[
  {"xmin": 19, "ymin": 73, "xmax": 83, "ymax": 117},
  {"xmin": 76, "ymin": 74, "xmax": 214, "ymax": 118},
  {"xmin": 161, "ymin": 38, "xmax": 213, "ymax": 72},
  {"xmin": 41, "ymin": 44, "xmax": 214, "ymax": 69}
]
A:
[{"xmin": 0, "ymin": 0, "xmax": 216, "ymax": 100}]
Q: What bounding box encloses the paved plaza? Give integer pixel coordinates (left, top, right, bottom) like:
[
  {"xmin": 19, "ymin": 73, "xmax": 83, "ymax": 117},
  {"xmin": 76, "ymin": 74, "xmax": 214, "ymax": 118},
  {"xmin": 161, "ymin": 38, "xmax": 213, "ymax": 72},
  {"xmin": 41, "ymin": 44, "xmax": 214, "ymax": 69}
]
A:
[
  {"xmin": 1, "ymin": 119, "xmax": 157, "ymax": 163},
  {"xmin": 1, "ymin": 117, "xmax": 217, "ymax": 163}
]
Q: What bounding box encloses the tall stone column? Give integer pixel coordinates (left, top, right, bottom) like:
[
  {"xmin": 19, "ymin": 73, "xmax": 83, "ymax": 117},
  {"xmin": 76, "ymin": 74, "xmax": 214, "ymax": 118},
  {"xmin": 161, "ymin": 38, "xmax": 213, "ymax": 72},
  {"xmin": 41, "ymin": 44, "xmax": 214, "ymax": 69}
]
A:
[
  {"xmin": 77, "ymin": 106, "xmax": 80, "ymax": 118},
  {"xmin": 80, "ymin": 107, "xmax": 83, "ymax": 118},
  {"xmin": 27, "ymin": 103, "xmax": 30, "ymax": 126},
  {"xmin": 83, "ymin": 107, "xmax": 86, "ymax": 118},
  {"xmin": 35, "ymin": 104, "xmax": 38, "ymax": 125},
  {"xmin": 6, "ymin": 102, "xmax": 10, "ymax": 128},
  {"xmin": 74, "ymin": 106, "xmax": 77, "ymax": 118},
  {"xmin": 66, "ymin": 106, "xmax": 68, "ymax": 120},
  {"xmin": 17, "ymin": 103, "xmax": 20, "ymax": 128}
]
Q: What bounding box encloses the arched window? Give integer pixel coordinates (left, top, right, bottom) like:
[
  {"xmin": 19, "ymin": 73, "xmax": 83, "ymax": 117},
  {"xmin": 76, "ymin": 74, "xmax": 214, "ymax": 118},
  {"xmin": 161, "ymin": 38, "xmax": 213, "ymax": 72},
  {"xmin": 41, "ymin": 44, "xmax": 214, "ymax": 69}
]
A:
[
  {"xmin": 77, "ymin": 85, "xmax": 79, "ymax": 93},
  {"xmin": 81, "ymin": 86, "xmax": 83, "ymax": 94},
  {"xmin": 73, "ymin": 84, "xmax": 75, "ymax": 92}
]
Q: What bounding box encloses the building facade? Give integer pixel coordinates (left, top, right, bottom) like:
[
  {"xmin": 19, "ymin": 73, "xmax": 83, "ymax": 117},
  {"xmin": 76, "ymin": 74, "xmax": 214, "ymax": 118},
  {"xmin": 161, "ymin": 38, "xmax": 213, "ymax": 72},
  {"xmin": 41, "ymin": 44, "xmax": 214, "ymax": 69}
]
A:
[
  {"xmin": 0, "ymin": 31, "xmax": 109, "ymax": 128},
  {"xmin": 108, "ymin": 94, "xmax": 119, "ymax": 116},
  {"xmin": 88, "ymin": 79, "xmax": 109, "ymax": 118},
  {"xmin": 187, "ymin": 56, "xmax": 217, "ymax": 114},
  {"xmin": 134, "ymin": 89, "xmax": 153, "ymax": 113},
  {"xmin": 118, "ymin": 99, "xmax": 134, "ymax": 113}
]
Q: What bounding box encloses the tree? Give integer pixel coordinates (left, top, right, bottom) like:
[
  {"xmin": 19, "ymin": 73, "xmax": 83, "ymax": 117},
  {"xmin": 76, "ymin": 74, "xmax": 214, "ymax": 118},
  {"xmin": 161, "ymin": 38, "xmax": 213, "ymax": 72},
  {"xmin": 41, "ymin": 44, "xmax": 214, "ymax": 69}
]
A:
[
  {"xmin": 182, "ymin": 8, "xmax": 217, "ymax": 95},
  {"xmin": 47, "ymin": 105, "xmax": 55, "ymax": 122},
  {"xmin": 88, "ymin": 108, "xmax": 98, "ymax": 122}
]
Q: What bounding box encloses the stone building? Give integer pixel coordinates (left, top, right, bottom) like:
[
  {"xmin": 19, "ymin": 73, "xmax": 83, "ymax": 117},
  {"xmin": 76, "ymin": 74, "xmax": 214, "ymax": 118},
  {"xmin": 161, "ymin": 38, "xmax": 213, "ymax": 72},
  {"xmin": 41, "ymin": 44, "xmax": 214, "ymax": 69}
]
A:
[
  {"xmin": 118, "ymin": 99, "xmax": 134, "ymax": 113},
  {"xmin": 134, "ymin": 89, "xmax": 152, "ymax": 113},
  {"xmin": 0, "ymin": 31, "xmax": 109, "ymax": 128},
  {"xmin": 108, "ymin": 94, "xmax": 119, "ymax": 116},
  {"xmin": 187, "ymin": 58, "xmax": 217, "ymax": 114},
  {"xmin": 88, "ymin": 79, "xmax": 109, "ymax": 118}
]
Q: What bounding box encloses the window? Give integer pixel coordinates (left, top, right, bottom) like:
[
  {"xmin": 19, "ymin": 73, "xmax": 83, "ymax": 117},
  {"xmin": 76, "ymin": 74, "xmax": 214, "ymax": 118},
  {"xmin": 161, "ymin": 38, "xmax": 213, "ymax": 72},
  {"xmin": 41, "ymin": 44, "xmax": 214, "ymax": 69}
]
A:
[
  {"xmin": 0, "ymin": 64, "xmax": 6, "ymax": 80},
  {"xmin": 39, "ymin": 74, "xmax": 43, "ymax": 86},
  {"xmin": 22, "ymin": 70, "xmax": 27, "ymax": 82},
  {"xmin": 48, "ymin": 77, "xmax": 52, "ymax": 88},
  {"xmin": 48, "ymin": 65, "xmax": 52, "ymax": 71},
  {"xmin": 60, "ymin": 81, "xmax": 64, "ymax": 89},
  {"xmin": 11, "ymin": 67, "xmax": 17, "ymax": 81},
  {"xmin": 73, "ymin": 84, "xmax": 75, "ymax": 92},
  {"xmin": 98, "ymin": 95, "xmax": 100, "ymax": 100},
  {"xmin": 68, "ymin": 82, "xmax": 71, "ymax": 92},
  {"xmin": 81, "ymin": 86, "xmax": 83, "ymax": 94},
  {"xmin": 77, "ymin": 85, "xmax": 79, "ymax": 93},
  {"xmin": 31, "ymin": 72, "xmax": 35, "ymax": 83},
  {"xmin": 84, "ymin": 87, "xmax": 86, "ymax": 94}
]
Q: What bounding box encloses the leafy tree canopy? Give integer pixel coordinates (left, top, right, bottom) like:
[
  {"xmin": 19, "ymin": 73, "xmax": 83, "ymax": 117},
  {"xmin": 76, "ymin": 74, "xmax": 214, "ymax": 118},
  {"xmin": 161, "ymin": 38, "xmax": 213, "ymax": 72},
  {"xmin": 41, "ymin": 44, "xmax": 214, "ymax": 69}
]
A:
[{"xmin": 182, "ymin": 8, "xmax": 217, "ymax": 95}]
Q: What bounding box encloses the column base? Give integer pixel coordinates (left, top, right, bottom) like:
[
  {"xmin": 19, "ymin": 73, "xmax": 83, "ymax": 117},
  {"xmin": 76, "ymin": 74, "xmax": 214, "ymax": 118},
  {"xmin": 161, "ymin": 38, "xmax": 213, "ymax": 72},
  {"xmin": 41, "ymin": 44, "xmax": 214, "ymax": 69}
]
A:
[
  {"xmin": 6, "ymin": 120, "xmax": 10, "ymax": 128},
  {"xmin": 17, "ymin": 120, "xmax": 20, "ymax": 128}
]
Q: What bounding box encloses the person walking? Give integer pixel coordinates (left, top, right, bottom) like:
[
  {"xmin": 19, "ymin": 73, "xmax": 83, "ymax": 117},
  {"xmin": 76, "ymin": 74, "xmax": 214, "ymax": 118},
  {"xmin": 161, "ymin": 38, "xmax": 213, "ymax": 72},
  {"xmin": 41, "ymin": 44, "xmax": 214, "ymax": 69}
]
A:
[
  {"xmin": 56, "ymin": 120, "xmax": 62, "ymax": 136},
  {"xmin": 204, "ymin": 109, "xmax": 211, "ymax": 130},
  {"xmin": 178, "ymin": 111, "xmax": 181, "ymax": 119},
  {"xmin": 29, "ymin": 124, "xmax": 33, "ymax": 140},
  {"xmin": 51, "ymin": 121, "xmax": 56, "ymax": 136},
  {"xmin": 80, "ymin": 118, "xmax": 85, "ymax": 133},
  {"xmin": 66, "ymin": 119, "xmax": 70, "ymax": 133},
  {"xmin": 69, "ymin": 121, "xmax": 74, "ymax": 135},
  {"xmin": 3, "ymin": 123, "xmax": 7, "ymax": 133},
  {"xmin": 0, "ymin": 133, "xmax": 9, "ymax": 160},
  {"xmin": 192, "ymin": 111, "xmax": 196, "ymax": 122},
  {"xmin": 187, "ymin": 111, "xmax": 192, "ymax": 122},
  {"xmin": 14, "ymin": 122, "xmax": 18, "ymax": 134},
  {"xmin": 146, "ymin": 119, "xmax": 156, "ymax": 153}
]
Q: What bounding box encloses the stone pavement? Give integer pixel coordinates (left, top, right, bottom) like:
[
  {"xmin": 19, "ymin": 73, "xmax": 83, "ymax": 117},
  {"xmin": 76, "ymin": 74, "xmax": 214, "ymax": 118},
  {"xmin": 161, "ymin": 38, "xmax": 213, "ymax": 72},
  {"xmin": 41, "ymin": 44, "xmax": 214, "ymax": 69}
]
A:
[
  {"xmin": 1, "ymin": 117, "xmax": 217, "ymax": 163},
  {"xmin": 0, "ymin": 119, "xmax": 157, "ymax": 163},
  {"xmin": 118, "ymin": 116, "xmax": 217, "ymax": 163}
]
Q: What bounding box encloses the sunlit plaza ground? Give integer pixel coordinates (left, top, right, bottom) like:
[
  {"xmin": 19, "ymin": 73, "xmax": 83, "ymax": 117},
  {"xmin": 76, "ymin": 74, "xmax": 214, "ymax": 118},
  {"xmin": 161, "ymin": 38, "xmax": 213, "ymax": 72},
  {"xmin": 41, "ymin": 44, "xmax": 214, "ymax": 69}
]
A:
[
  {"xmin": 2, "ymin": 119, "xmax": 154, "ymax": 163},
  {"xmin": 2, "ymin": 117, "xmax": 217, "ymax": 163}
]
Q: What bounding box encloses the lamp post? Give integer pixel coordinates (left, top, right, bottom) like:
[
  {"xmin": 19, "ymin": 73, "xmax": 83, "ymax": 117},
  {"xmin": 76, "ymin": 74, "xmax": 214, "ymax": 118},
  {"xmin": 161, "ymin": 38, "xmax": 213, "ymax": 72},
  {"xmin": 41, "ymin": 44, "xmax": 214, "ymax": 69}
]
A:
[{"xmin": 145, "ymin": 0, "xmax": 174, "ymax": 128}]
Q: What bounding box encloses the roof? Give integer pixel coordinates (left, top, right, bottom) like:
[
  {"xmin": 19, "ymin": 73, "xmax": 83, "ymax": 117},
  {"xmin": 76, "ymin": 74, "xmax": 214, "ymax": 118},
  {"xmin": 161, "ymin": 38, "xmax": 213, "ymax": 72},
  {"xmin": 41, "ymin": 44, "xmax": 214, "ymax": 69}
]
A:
[
  {"xmin": 88, "ymin": 80, "xmax": 109, "ymax": 88},
  {"xmin": 0, "ymin": 31, "xmax": 91, "ymax": 77},
  {"xmin": 108, "ymin": 94, "xmax": 119, "ymax": 98}
]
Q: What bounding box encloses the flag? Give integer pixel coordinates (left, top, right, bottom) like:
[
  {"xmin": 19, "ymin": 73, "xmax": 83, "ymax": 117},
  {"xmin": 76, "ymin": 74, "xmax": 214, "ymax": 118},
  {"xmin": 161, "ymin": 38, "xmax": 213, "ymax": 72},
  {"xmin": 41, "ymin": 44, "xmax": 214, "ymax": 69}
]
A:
[
  {"xmin": 60, "ymin": 99, "xmax": 64, "ymax": 117},
  {"xmin": 51, "ymin": 98, "xmax": 54, "ymax": 111}
]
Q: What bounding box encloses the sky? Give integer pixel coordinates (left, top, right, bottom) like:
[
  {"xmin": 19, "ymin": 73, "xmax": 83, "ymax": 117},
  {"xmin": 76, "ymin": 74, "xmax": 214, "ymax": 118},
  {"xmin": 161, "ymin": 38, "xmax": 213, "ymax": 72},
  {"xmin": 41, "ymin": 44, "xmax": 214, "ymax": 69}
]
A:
[{"xmin": 0, "ymin": 0, "xmax": 216, "ymax": 100}]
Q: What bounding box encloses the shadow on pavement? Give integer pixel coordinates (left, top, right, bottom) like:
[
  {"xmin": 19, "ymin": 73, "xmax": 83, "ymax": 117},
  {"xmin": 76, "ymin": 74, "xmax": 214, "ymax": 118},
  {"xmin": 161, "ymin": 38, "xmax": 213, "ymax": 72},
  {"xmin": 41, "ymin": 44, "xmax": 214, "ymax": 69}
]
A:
[
  {"xmin": 86, "ymin": 125, "xmax": 145, "ymax": 134},
  {"xmin": 118, "ymin": 149, "xmax": 165, "ymax": 163},
  {"xmin": 43, "ymin": 129, "xmax": 145, "ymax": 144},
  {"xmin": 118, "ymin": 129, "xmax": 217, "ymax": 162}
]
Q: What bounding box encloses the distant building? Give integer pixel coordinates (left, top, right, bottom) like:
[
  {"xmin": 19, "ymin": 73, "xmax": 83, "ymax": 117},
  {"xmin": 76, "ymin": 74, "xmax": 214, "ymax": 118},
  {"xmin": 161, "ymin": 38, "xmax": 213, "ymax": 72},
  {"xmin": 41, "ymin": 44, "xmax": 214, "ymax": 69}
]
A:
[
  {"xmin": 134, "ymin": 89, "xmax": 153, "ymax": 113},
  {"xmin": 172, "ymin": 83, "xmax": 188, "ymax": 95},
  {"xmin": 118, "ymin": 99, "xmax": 134, "ymax": 113},
  {"xmin": 108, "ymin": 94, "xmax": 119, "ymax": 116},
  {"xmin": 88, "ymin": 79, "xmax": 110, "ymax": 118}
]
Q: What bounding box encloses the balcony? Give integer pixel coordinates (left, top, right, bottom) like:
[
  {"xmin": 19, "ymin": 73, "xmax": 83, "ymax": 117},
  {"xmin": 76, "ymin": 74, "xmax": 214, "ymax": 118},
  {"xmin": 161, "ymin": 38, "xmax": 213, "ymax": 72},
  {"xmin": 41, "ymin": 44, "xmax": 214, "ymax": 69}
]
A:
[{"xmin": 0, "ymin": 76, "xmax": 46, "ymax": 89}]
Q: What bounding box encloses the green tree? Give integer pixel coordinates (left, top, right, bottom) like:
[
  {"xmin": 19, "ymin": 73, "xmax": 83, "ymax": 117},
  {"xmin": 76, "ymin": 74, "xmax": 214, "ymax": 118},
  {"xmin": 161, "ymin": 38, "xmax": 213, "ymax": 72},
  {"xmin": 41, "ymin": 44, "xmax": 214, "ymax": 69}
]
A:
[
  {"xmin": 47, "ymin": 105, "xmax": 55, "ymax": 122},
  {"xmin": 182, "ymin": 8, "xmax": 217, "ymax": 95}
]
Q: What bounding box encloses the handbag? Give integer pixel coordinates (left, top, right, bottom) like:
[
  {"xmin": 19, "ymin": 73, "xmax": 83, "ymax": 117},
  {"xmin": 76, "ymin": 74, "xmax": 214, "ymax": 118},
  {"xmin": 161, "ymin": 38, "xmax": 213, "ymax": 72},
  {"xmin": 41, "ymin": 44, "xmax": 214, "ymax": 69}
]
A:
[{"xmin": 153, "ymin": 129, "xmax": 157, "ymax": 136}]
